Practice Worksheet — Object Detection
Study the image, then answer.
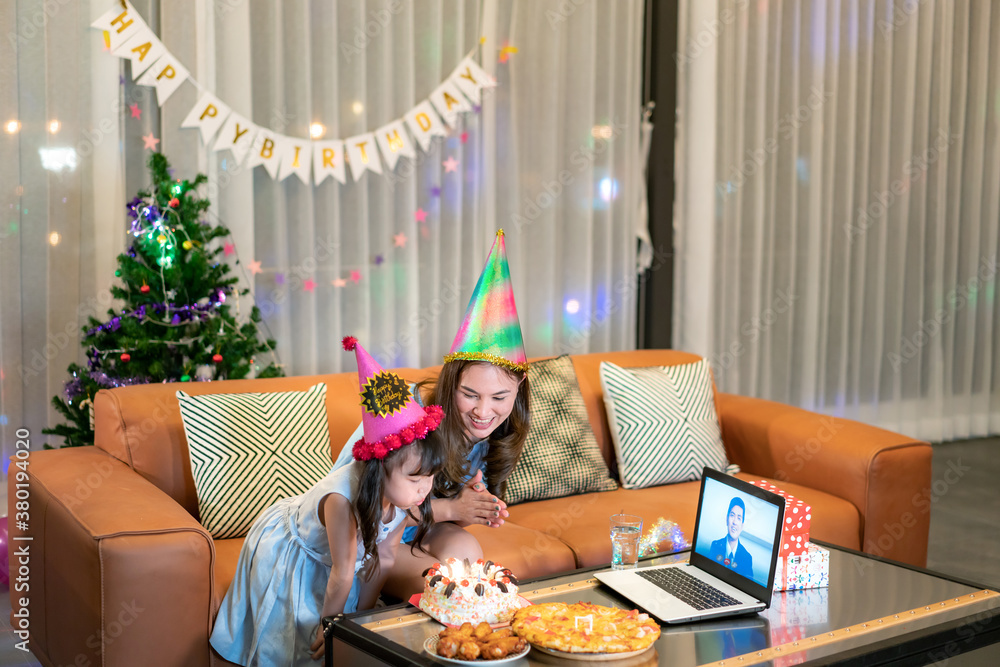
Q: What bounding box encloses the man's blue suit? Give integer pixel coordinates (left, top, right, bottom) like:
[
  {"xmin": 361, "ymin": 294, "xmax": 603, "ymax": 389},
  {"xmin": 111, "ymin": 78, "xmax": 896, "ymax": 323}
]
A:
[{"xmin": 708, "ymin": 537, "xmax": 754, "ymax": 579}]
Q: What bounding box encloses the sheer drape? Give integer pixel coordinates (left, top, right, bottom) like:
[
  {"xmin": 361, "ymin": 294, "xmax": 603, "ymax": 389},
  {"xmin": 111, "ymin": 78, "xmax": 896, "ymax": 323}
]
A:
[
  {"xmin": 0, "ymin": 0, "xmax": 645, "ymax": 455},
  {"xmin": 675, "ymin": 0, "xmax": 1000, "ymax": 441}
]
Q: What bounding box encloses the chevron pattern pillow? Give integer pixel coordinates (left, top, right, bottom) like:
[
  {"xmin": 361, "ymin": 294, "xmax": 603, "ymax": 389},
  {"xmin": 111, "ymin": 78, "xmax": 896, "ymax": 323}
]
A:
[
  {"xmin": 505, "ymin": 356, "xmax": 618, "ymax": 505},
  {"xmin": 176, "ymin": 383, "xmax": 332, "ymax": 538},
  {"xmin": 599, "ymin": 359, "xmax": 730, "ymax": 489}
]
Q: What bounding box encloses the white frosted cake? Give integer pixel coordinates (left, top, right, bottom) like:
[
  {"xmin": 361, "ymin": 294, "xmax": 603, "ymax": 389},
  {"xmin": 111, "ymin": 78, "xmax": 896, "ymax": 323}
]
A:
[{"xmin": 418, "ymin": 557, "xmax": 521, "ymax": 625}]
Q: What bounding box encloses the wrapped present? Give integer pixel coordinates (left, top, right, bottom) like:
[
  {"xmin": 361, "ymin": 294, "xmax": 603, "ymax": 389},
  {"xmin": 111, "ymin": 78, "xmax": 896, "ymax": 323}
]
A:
[
  {"xmin": 773, "ymin": 542, "xmax": 830, "ymax": 591},
  {"xmin": 750, "ymin": 480, "xmax": 812, "ymax": 557}
]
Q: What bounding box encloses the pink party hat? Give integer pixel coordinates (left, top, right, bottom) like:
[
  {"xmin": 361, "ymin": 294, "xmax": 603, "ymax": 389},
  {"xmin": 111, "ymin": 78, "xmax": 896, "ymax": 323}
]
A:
[
  {"xmin": 342, "ymin": 336, "xmax": 444, "ymax": 461},
  {"xmin": 444, "ymin": 229, "xmax": 528, "ymax": 372}
]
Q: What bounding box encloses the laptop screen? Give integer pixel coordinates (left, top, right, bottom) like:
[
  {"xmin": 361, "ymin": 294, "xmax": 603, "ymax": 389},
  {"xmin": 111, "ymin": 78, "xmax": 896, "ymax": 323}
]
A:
[{"xmin": 692, "ymin": 474, "xmax": 782, "ymax": 589}]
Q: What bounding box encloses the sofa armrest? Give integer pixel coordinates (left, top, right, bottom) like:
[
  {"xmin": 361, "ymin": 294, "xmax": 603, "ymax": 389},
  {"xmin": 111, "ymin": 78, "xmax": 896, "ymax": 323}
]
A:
[
  {"xmin": 716, "ymin": 393, "xmax": 933, "ymax": 567},
  {"xmin": 9, "ymin": 446, "xmax": 221, "ymax": 667}
]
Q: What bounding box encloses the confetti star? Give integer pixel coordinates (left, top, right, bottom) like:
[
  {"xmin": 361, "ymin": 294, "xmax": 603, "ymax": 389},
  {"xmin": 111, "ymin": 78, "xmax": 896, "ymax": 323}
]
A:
[
  {"xmin": 374, "ymin": 254, "xmax": 384, "ymax": 265},
  {"xmin": 142, "ymin": 132, "xmax": 160, "ymax": 151},
  {"xmin": 430, "ymin": 186, "xmax": 441, "ymax": 197},
  {"xmin": 223, "ymin": 242, "xmax": 235, "ymax": 256},
  {"xmin": 247, "ymin": 260, "xmax": 262, "ymax": 275},
  {"xmin": 275, "ymin": 273, "xmax": 285, "ymax": 285},
  {"xmin": 129, "ymin": 103, "xmax": 142, "ymax": 119},
  {"xmin": 460, "ymin": 131, "xmax": 469, "ymax": 143},
  {"xmin": 350, "ymin": 270, "xmax": 362, "ymax": 283},
  {"xmin": 303, "ymin": 278, "xmax": 316, "ymax": 292},
  {"xmin": 442, "ymin": 156, "xmax": 458, "ymax": 173},
  {"xmin": 499, "ymin": 45, "xmax": 518, "ymax": 63},
  {"xmin": 414, "ymin": 208, "xmax": 428, "ymax": 223},
  {"xmin": 473, "ymin": 104, "xmax": 482, "ymax": 114},
  {"xmin": 332, "ymin": 277, "xmax": 347, "ymax": 288},
  {"xmin": 394, "ymin": 233, "xmax": 407, "ymax": 248},
  {"xmin": 119, "ymin": 75, "xmax": 126, "ymax": 86}
]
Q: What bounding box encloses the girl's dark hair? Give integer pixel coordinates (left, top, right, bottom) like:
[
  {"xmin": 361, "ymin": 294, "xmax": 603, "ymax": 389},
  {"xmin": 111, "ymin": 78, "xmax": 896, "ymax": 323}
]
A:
[
  {"xmin": 417, "ymin": 360, "xmax": 530, "ymax": 501},
  {"xmin": 353, "ymin": 434, "xmax": 444, "ymax": 580}
]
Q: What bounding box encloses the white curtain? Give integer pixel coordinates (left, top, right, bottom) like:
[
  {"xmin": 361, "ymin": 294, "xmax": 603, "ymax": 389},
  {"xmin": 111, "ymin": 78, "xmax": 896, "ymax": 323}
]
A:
[
  {"xmin": 0, "ymin": 0, "xmax": 646, "ymax": 456},
  {"xmin": 675, "ymin": 0, "xmax": 1000, "ymax": 442}
]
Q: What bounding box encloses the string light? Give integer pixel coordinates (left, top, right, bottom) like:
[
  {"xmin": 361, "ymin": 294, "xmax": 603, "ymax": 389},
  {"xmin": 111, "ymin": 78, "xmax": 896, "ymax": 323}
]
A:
[
  {"xmin": 49, "ymin": 232, "xmax": 62, "ymax": 246},
  {"xmin": 309, "ymin": 122, "xmax": 326, "ymax": 139},
  {"xmin": 5, "ymin": 120, "xmax": 20, "ymax": 134},
  {"xmin": 48, "ymin": 120, "xmax": 61, "ymax": 134},
  {"xmin": 351, "ymin": 101, "xmax": 364, "ymax": 115}
]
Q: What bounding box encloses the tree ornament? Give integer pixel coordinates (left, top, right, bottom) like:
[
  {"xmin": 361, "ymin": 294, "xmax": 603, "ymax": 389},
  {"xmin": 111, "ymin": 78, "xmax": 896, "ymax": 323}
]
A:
[
  {"xmin": 181, "ymin": 374, "xmax": 191, "ymax": 382},
  {"xmin": 212, "ymin": 353, "xmax": 223, "ymax": 363},
  {"xmin": 140, "ymin": 282, "xmax": 150, "ymax": 294},
  {"xmin": 120, "ymin": 353, "xmax": 131, "ymax": 362},
  {"xmin": 182, "ymin": 240, "xmax": 193, "ymax": 250},
  {"xmin": 157, "ymin": 234, "xmax": 167, "ymax": 244},
  {"xmin": 169, "ymin": 197, "xmax": 180, "ymax": 208}
]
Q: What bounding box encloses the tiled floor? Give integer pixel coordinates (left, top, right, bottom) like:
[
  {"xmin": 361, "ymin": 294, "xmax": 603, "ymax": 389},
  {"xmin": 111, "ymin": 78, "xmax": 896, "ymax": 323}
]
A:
[{"xmin": 1, "ymin": 437, "xmax": 998, "ymax": 665}]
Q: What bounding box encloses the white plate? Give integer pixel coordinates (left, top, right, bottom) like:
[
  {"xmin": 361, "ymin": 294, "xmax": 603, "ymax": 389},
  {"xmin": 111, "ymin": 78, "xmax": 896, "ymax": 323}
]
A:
[
  {"xmin": 531, "ymin": 643, "xmax": 656, "ymax": 662},
  {"xmin": 423, "ymin": 635, "xmax": 531, "ymax": 664}
]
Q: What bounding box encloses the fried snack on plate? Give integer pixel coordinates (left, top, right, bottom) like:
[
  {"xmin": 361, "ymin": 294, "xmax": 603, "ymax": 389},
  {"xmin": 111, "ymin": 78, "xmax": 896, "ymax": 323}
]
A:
[
  {"xmin": 511, "ymin": 601, "xmax": 660, "ymax": 653},
  {"xmin": 457, "ymin": 639, "xmax": 481, "ymax": 660},
  {"xmin": 436, "ymin": 635, "xmax": 460, "ymax": 658}
]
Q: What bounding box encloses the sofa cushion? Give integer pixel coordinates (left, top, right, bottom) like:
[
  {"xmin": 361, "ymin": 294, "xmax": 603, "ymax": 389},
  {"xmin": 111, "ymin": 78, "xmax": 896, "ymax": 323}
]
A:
[
  {"xmin": 600, "ymin": 359, "xmax": 729, "ymax": 489},
  {"xmin": 505, "ymin": 475, "xmax": 862, "ymax": 569},
  {"xmin": 177, "ymin": 383, "xmax": 332, "ymax": 538},
  {"xmin": 505, "ymin": 355, "xmax": 618, "ymax": 505}
]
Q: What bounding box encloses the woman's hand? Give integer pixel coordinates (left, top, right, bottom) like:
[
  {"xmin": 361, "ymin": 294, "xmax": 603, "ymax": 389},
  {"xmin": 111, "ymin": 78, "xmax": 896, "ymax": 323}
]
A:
[
  {"xmin": 310, "ymin": 625, "xmax": 325, "ymax": 660},
  {"xmin": 448, "ymin": 471, "xmax": 508, "ymax": 528}
]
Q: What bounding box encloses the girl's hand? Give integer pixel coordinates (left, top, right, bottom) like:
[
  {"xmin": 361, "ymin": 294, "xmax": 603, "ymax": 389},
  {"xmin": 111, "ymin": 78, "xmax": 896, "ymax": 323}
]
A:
[
  {"xmin": 310, "ymin": 624, "xmax": 325, "ymax": 660},
  {"xmin": 450, "ymin": 471, "xmax": 508, "ymax": 528}
]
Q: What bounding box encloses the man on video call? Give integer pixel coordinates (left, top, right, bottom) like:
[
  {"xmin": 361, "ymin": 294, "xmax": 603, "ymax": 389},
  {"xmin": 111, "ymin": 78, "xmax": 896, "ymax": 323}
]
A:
[{"xmin": 709, "ymin": 497, "xmax": 754, "ymax": 578}]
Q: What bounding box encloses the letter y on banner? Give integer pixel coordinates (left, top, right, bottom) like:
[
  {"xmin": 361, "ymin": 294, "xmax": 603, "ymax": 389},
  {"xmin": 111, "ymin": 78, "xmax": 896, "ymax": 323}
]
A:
[
  {"xmin": 451, "ymin": 57, "xmax": 496, "ymax": 106},
  {"xmin": 213, "ymin": 111, "xmax": 257, "ymax": 165}
]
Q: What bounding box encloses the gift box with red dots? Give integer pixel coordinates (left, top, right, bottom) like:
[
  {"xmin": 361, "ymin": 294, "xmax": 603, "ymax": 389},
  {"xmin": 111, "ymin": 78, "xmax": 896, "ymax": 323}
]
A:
[{"xmin": 749, "ymin": 480, "xmax": 812, "ymax": 556}]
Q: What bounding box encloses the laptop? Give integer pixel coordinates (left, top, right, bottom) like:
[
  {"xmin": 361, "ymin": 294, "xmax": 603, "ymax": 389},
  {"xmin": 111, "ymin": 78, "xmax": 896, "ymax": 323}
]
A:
[{"xmin": 595, "ymin": 467, "xmax": 786, "ymax": 624}]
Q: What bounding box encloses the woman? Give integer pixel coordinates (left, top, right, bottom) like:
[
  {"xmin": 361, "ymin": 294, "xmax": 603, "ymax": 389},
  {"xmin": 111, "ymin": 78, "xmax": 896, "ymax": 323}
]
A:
[{"xmin": 336, "ymin": 230, "xmax": 531, "ymax": 598}]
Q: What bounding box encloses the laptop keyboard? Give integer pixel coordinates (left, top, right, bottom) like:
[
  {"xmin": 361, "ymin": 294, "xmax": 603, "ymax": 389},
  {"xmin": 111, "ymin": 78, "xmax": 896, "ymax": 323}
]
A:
[{"xmin": 635, "ymin": 567, "xmax": 741, "ymax": 611}]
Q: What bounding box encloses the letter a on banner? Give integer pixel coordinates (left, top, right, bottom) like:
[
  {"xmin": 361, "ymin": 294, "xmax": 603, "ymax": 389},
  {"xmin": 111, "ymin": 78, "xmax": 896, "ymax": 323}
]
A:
[
  {"xmin": 90, "ymin": 3, "xmax": 142, "ymax": 52},
  {"xmin": 404, "ymin": 101, "xmax": 448, "ymax": 153},
  {"xmin": 113, "ymin": 26, "xmax": 168, "ymax": 80},
  {"xmin": 451, "ymin": 57, "xmax": 496, "ymax": 106},
  {"xmin": 135, "ymin": 53, "xmax": 190, "ymax": 106},
  {"xmin": 429, "ymin": 79, "xmax": 472, "ymax": 128},
  {"xmin": 345, "ymin": 133, "xmax": 382, "ymax": 181},
  {"xmin": 181, "ymin": 92, "xmax": 231, "ymax": 144},
  {"xmin": 213, "ymin": 111, "xmax": 257, "ymax": 165},
  {"xmin": 313, "ymin": 140, "xmax": 346, "ymax": 185},
  {"xmin": 374, "ymin": 120, "xmax": 416, "ymax": 171}
]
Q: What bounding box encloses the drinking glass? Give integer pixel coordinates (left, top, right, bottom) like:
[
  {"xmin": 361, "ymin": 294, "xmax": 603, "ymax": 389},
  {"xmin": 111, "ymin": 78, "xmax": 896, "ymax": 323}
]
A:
[{"xmin": 610, "ymin": 514, "xmax": 643, "ymax": 570}]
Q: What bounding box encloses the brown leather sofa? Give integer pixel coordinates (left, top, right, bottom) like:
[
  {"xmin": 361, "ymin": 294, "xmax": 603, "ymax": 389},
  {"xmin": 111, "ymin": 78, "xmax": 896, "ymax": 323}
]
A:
[{"xmin": 10, "ymin": 350, "xmax": 932, "ymax": 666}]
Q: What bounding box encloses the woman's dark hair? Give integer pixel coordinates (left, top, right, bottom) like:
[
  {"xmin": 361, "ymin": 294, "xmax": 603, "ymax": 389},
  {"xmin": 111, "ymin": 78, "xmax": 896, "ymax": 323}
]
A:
[
  {"xmin": 417, "ymin": 360, "xmax": 530, "ymax": 501},
  {"xmin": 353, "ymin": 434, "xmax": 444, "ymax": 580}
]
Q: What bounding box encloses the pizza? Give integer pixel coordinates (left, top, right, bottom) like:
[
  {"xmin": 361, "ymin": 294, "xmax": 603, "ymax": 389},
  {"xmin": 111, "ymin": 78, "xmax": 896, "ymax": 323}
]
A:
[{"xmin": 510, "ymin": 602, "xmax": 660, "ymax": 653}]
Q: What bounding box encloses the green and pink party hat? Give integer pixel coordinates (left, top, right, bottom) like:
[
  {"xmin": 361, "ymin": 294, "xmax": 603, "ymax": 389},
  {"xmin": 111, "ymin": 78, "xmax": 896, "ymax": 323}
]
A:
[
  {"xmin": 343, "ymin": 336, "xmax": 444, "ymax": 461},
  {"xmin": 444, "ymin": 229, "xmax": 528, "ymax": 372}
]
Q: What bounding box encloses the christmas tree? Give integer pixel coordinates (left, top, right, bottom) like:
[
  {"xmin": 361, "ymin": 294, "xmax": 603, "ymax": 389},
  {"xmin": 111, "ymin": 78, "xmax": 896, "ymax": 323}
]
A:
[{"xmin": 44, "ymin": 153, "xmax": 283, "ymax": 447}]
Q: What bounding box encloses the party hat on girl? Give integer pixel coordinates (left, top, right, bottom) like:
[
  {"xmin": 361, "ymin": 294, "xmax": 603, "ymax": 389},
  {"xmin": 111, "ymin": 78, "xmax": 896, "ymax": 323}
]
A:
[
  {"xmin": 342, "ymin": 336, "xmax": 444, "ymax": 461},
  {"xmin": 444, "ymin": 229, "xmax": 528, "ymax": 372}
]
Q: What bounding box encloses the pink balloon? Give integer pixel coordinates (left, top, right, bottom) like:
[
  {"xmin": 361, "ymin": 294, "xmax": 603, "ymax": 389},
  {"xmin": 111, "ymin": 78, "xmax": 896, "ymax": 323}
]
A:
[{"xmin": 0, "ymin": 516, "xmax": 9, "ymax": 589}]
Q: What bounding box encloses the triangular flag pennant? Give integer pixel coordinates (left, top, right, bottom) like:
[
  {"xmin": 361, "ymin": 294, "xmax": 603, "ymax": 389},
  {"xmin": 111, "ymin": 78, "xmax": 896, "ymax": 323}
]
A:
[
  {"xmin": 345, "ymin": 133, "xmax": 382, "ymax": 181},
  {"xmin": 312, "ymin": 139, "xmax": 346, "ymax": 185},
  {"xmin": 429, "ymin": 79, "xmax": 472, "ymax": 128},
  {"xmin": 374, "ymin": 120, "xmax": 416, "ymax": 171},
  {"xmin": 246, "ymin": 128, "xmax": 282, "ymax": 178},
  {"xmin": 181, "ymin": 93, "xmax": 231, "ymax": 144},
  {"xmin": 451, "ymin": 57, "xmax": 496, "ymax": 106},
  {"xmin": 135, "ymin": 53, "xmax": 189, "ymax": 106},
  {"xmin": 113, "ymin": 26, "xmax": 168, "ymax": 80},
  {"xmin": 278, "ymin": 139, "xmax": 313, "ymax": 183},
  {"xmin": 90, "ymin": 3, "xmax": 142, "ymax": 52},
  {"xmin": 212, "ymin": 111, "xmax": 257, "ymax": 165},
  {"xmin": 404, "ymin": 101, "xmax": 448, "ymax": 153}
]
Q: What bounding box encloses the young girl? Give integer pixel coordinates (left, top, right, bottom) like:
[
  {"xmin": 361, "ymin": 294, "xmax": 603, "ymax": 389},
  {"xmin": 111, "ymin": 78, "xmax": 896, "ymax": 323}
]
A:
[
  {"xmin": 333, "ymin": 230, "xmax": 532, "ymax": 598},
  {"xmin": 210, "ymin": 337, "xmax": 445, "ymax": 666}
]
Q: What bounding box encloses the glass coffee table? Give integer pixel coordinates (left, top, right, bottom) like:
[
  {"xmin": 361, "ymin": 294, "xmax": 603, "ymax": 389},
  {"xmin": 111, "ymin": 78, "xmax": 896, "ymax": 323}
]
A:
[{"xmin": 323, "ymin": 542, "xmax": 1000, "ymax": 666}]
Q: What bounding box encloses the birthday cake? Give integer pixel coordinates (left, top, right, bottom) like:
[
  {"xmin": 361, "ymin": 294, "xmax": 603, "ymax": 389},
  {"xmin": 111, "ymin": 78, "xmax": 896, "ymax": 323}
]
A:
[{"xmin": 418, "ymin": 557, "xmax": 522, "ymax": 625}]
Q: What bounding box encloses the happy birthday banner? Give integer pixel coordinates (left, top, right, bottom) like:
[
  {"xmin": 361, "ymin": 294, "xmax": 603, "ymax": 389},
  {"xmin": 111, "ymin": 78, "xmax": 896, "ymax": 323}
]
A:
[{"xmin": 90, "ymin": 2, "xmax": 495, "ymax": 185}]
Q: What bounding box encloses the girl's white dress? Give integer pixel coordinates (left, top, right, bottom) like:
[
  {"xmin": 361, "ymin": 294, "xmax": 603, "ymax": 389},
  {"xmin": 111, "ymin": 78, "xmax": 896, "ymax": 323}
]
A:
[{"xmin": 210, "ymin": 461, "xmax": 406, "ymax": 667}]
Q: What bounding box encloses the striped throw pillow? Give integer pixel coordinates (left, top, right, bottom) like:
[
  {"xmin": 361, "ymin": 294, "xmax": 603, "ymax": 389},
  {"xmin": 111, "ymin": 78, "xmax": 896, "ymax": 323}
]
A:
[
  {"xmin": 505, "ymin": 356, "xmax": 618, "ymax": 505},
  {"xmin": 599, "ymin": 359, "xmax": 730, "ymax": 489},
  {"xmin": 176, "ymin": 383, "xmax": 332, "ymax": 538}
]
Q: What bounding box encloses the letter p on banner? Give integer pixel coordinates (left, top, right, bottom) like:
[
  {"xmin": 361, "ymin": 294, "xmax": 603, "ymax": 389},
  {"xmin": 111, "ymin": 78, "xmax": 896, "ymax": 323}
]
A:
[
  {"xmin": 181, "ymin": 92, "xmax": 232, "ymax": 144},
  {"xmin": 135, "ymin": 53, "xmax": 190, "ymax": 106}
]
